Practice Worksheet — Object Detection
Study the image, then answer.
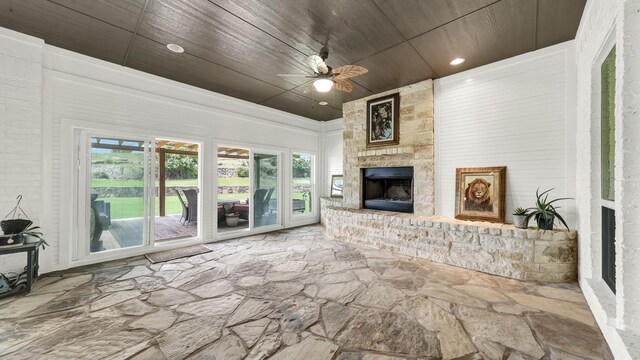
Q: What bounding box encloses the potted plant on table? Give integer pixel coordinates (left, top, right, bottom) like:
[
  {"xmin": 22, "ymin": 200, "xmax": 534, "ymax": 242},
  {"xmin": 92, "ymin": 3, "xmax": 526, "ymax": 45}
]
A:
[
  {"xmin": 526, "ymin": 188, "xmax": 572, "ymax": 230},
  {"xmin": 512, "ymin": 207, "xmax": 529, "ymax": 229},
  {"xmin": 225, "ymin": 212, "xmax": 240, "ymax": 227}
]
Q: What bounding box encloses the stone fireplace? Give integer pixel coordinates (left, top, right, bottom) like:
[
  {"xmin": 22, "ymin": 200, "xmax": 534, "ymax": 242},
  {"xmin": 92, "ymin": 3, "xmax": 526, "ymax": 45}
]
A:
[
  {"xmin": 362, "ymin": 167, "xmax": 413, "ymax": 213},
  {"xmin": 342, "ymin": 80, "xmax": 434, "ymax": 216}
]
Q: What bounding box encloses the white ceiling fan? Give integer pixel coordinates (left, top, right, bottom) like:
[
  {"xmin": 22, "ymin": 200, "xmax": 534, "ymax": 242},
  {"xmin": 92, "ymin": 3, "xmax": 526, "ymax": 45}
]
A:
[{"xmin": 278, "ymin": 49, "xmax": 368, "ymax": 93}]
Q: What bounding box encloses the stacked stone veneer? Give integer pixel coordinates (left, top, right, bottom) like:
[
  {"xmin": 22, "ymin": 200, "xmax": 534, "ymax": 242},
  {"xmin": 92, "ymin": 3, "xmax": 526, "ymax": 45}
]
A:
[
  {"xmin": 323, "ymin": 206, "xmax": 578, "ymax": 282},
  {"xmin": 342, "ymin": 80, "xmax": 434, "ymax": 215}
]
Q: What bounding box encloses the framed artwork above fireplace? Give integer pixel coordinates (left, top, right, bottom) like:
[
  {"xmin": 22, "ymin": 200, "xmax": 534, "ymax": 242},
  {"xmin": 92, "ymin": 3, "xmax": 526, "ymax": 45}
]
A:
[
  {"xmin": 366, "ymin": 93, "xmax": 399, "ymax": 148},
  {"xmin": 455, "ymin": 166, "xmax": 506, "ymax": 223}
]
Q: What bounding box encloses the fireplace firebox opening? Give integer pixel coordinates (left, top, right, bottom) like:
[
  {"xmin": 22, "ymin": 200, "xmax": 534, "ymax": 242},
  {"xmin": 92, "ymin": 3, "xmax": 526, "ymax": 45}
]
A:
[{"xmin": 362, "ymin": 167, "xmax": 414, "ymax": 213}]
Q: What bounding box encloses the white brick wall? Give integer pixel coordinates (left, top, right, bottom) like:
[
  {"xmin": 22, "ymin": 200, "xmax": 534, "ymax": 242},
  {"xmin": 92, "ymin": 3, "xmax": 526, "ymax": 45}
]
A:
[
  {"xmin": 575, "ymin": 0, "xmax": 640, "ymax": 358},
  {"xmin": 0, "ymin": 29, "xmax": 43, "ymax": 274}
]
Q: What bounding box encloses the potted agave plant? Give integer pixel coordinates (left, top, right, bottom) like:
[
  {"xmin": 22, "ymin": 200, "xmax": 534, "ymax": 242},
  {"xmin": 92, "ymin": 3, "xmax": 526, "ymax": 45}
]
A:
[
  {"xmin": 526, "ymin": 188, "xmax": 572, "ymax": 230},
  {"xmin": 512, "ymin": 207, "xmax": 529, "ymax": 229}
]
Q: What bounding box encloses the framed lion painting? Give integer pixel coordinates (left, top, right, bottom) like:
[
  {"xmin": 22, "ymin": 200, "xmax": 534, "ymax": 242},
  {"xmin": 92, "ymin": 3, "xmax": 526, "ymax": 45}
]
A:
[{"xmin": 455, "ymin": 167, "xmax": 506, "ymax": 223}]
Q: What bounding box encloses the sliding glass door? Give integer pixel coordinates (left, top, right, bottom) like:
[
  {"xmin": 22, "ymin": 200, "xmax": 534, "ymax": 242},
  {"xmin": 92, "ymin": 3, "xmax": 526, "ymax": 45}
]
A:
[
  {"xmin": 253, "ymin": 152, "xmax": 280, "ymax": 229},
  {"xmin": 81, "ymin": 134, "xmax": 155, "ymax": 257}
]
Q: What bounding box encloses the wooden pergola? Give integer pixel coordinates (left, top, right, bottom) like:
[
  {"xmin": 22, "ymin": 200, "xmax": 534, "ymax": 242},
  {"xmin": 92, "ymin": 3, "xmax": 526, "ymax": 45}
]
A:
[{"xmin": 93, "ymin": 138, "xmax": 250, "ymax": 217}]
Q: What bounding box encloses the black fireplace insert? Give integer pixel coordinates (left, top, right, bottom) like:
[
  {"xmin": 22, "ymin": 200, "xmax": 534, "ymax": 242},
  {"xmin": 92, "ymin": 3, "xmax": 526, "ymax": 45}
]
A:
[{"xmin": 362, "ymin": 167, "xmax": 413, "ymax": 213}]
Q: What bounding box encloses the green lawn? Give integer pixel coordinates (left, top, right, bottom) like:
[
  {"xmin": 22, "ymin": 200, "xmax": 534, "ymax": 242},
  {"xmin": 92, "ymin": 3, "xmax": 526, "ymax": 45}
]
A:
[
  {"xmin": 92, "ymin": 177, "xmax": 309, "ymax": 187},
  {"xmin": 101, "ymin": 192, "xmax": 310, "ymax": 219}
]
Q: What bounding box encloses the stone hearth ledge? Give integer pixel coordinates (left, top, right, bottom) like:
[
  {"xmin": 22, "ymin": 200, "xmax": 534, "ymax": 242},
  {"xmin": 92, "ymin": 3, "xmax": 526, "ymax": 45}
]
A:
[{"xmin": 322, "ymin": 204, "xmax": 577, "ymax": 283}]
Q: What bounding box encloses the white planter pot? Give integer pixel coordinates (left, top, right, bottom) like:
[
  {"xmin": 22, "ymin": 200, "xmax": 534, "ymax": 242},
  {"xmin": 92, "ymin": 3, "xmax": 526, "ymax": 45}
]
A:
[
  {"xmin": 24, "ymin": 234, "xmax": 40, "ymax": 243},
  {"xmin": 513, "ymin": 215, "xmax": 529, "ymax": 229},
  {"xmin": 225, "ymin": 214, "xmax": 240, "ymax": 227}
]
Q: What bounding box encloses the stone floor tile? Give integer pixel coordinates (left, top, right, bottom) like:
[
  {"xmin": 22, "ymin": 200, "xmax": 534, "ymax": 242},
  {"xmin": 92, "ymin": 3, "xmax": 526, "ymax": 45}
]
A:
[
  {"xmin": 156, "ymin": 317, "xmax": 225, "ymax": 360},
  {"xmin": 186, "ymin": 278, "xmax": 234, "ymax": 298},
  {"xmin": 454, "ymin": 306, "xmax": 545, "ymax": 359},
  {"xmin": 505, "ymin": 292, "xmax": 595, "ymax": 326},
  {"xmin": 353, "ymin": 283, "xmax": 407, "ymax": 310},
  {"xmin": 226, "ymin": 298, "xmax": 275, "ymax": 326},
  {"xmin": 231, "ymin": 317, "xmax": 271, "ymax": 347},
  {"xmin": 186, "ymin": 334, "xmax": 246, "ymax": 360},
  {"xmin": 394, "ymin": 296, "xmax": 476, "ymax": 359},
  {"xmin": 527, "ymin": 312, "xmax": 609, "ymax": 359},
  {"xmin": 336, "ymin": 308, "xmax": 440, "ymax": 357},
  {"xmin": 32, "ymin": 274, "xmax": 92, "ymax": 294},
  {"xmin": 270, "ymin": 336, "xmax": 338, "ymax": 360},
  {"xmin": 118, "ymin": 265, "xmax": 153, "ymax": 280},
  {"xmin": 321, "ymin": 301, "xmax": 358, "ymax": 338},
  {"xmin": 453, "ymin": 284, "xmax": 511, "ymax": 303},
  {"xmin": 177, "ymin": 293, "xmax": 244, "ymax": 317},
  {"xmin": 90, "ymin": 289, "xmax": 142, "ymax": 311},
  {"xmin": 245, "ymin": 333, "xmax": 282, "ymax": 360},
  {"xmin": 129, "ymin": 308, "xmax": 176, "ymax": 333}
]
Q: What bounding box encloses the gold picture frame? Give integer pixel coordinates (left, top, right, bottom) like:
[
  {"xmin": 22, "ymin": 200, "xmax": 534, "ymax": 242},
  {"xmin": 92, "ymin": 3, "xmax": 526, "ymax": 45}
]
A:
[{"xmin": 455, "ymin": 166, "xmax": 506, "ymax": 223}]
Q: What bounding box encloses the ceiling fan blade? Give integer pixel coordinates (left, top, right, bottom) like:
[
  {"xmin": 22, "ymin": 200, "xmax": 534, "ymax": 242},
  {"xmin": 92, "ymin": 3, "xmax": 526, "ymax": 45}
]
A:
[
  {"xmin": 307, "ymin": 55, "xmax": 329, "ymax": 74},
  {"xmin": 334, "ymin": 79, "xmax": 353, "ymax": 93},
  {"xmin": 277, "ymin": 73, "xmax": 313, "ymax": 78},
  {"xmin": 332, "ymin": 65, "xmax": 368, "ymax": 80}
]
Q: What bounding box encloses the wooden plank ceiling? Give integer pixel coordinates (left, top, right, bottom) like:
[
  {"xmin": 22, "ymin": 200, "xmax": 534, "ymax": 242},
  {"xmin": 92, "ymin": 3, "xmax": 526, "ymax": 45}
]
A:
[{"xmin": 0, "ymin": 0, "xmax": 586, "ymax": 121}]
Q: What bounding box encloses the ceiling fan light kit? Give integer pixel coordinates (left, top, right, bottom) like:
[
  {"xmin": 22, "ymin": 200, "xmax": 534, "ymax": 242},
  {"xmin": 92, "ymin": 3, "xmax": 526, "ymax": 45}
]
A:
[
  {"xmin": 313, "ymin": 78, "xmax": 334, "ymax": 92},
  {"xmin": 278, "ymin": 50, "xmax": 368, "ymax": 98}
]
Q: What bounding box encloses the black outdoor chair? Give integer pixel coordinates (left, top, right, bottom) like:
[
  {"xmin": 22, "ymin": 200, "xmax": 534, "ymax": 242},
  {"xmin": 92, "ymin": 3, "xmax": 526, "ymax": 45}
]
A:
[
  {"xmin": 253, "ymin": 188, "xmax": 268, "ymax": 221},
  {"xmin": 263, "ymin": 187, "xmax": 275, "ymax": 214},
  {"xmin": 183, "ymin": 189, "xmax": 198, "ymax": 228},
  {"xmin": 174, "ymin": 187, "xmax": 189, "ymax": 224}
]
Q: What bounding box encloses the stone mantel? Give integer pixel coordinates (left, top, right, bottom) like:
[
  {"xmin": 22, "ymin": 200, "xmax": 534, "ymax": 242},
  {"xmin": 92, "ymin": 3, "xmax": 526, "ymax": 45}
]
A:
[{"xmin": 322, "ymin": 204, "xmax": 578, "ymax": 282}]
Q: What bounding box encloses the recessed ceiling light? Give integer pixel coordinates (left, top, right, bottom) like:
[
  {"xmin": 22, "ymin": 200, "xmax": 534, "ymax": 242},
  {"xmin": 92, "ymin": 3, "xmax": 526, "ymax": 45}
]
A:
[
  {"xmin": 319, "ymin": 101, "xmax": 328, "ymax": 106},
  {"xmin": 450, "ymin": 57, "xmax": 465, "ymax": 65},
  {"xmin": 167, "ymin": 43, "xmax": 184, "ymax": 53}
]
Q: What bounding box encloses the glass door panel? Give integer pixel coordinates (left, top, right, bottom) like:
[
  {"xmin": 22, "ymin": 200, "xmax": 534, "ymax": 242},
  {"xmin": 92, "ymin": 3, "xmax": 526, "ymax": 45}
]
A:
[
  {"xmin": 155, "ymin": 140, "xmax": 200, "ymax": 242},
  {"xmin": 88, "ymin": 136, "xmax": 151, "ymax": 253},
  {"xmin": 217, "ymin": 146, "xmax": 250, "ymax": 234},
  {"xmin": 253, "ymin": 152, "xmax": 280, "ymax": 228}
]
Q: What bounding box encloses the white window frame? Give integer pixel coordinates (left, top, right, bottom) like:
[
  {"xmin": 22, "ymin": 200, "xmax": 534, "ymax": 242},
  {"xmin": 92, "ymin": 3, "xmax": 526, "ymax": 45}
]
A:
[{"xmin": 289, "ymin": 150, "xmax": 317, "ymax": 222}]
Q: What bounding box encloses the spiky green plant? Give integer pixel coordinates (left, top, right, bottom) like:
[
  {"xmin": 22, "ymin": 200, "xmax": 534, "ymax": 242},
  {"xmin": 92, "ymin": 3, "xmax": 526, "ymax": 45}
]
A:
[
  {"xmin": 21, "ymin": 226, "xmax": 48, "ymax": 250},
  {"xmin": 513, "ymin": 207, "xmax": 528, "ymax": 216},
  {"xmin": 525, "ymin": 188, "xmax": 572, "ymax": 230}
]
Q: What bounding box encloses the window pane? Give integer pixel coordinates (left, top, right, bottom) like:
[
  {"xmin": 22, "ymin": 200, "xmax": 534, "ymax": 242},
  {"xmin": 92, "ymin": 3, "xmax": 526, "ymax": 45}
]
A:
[
  {"xmin": 601, "ymin": 46, "xmax": 616, "ymax": 201},
  {"xmin": 293, "ymin": 153, "xmax": 312, "ymax": 215}
]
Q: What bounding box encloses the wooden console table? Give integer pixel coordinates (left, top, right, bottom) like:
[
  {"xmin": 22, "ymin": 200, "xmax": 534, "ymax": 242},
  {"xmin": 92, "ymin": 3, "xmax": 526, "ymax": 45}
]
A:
[{"xmin": 0, "ymin": 240, "xmax": 43, "ymax": 298}]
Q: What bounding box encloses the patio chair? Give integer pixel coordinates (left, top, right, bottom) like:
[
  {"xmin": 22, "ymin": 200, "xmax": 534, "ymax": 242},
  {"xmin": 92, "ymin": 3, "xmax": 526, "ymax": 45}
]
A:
[
  {"xmin": 183, "ymin": 189, "xmax": 198, "ymax": 228},
  {"xmin": 174, "ymin": 187, "xmax": 189, "ymax": 224},
  {"xmin": 263, "ymin": 187, "xmax": 275, "ymax": 214},
  {"xmin": 253, "ymin": 188, "xmax": 268, "ymax": 220}
]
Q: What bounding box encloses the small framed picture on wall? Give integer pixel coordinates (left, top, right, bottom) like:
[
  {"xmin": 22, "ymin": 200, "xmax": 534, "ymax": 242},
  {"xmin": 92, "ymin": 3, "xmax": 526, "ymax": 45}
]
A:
[
  {"xmin": 455, "ymin": 166, "xmax": 506, "ymax": 223},
  {"xmin": 366, "ymin": 93, "xmax": 399, "ymax": 148},
  {"xmin": 330, "ymin": 175, "xmax": 343, "ymax": 198}
]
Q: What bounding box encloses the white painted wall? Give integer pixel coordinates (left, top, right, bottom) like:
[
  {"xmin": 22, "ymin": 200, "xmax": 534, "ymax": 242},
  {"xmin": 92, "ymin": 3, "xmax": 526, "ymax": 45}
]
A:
[
  {"xmin": 321, "ymin": 119, "xmax": 344, "ymax": 197},
  {"xmin": 0, "ymin": 26, "xmax": 328, "ymax": 275},
  {"xmin": 434, "ymin": 42, "xmax": 577, "ymax": 228},
  {"xmin": 0, "ymin": 29, "xmax": 44, "ymax": 274},
  {"xmin": 575, "ymin": 0, "xmax": 640, "ymax": 358}
]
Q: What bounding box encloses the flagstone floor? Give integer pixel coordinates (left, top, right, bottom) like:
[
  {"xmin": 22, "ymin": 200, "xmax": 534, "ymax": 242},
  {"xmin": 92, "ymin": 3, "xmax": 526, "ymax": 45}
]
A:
[{"xmin": 0, "ymin": 225, "xmax": 613, "ymax": 359}]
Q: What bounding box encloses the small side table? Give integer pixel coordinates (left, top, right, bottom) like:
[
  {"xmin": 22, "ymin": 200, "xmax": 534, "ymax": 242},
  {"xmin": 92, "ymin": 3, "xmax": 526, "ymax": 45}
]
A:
[{"xmin": 0, "ymin": 240, "xmax": 43, "ymax": 298}]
